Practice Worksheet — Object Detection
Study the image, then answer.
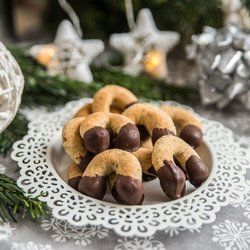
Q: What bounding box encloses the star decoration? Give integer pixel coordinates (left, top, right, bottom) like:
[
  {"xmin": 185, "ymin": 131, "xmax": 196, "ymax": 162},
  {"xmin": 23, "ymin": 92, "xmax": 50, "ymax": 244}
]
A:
[
  {"xmin": 30, "ymin": 20, "xmax": 104, "ymax": 83},
  {"xmin": 109, "ymin": 8, "xmax": 180, "ymax": 79}
]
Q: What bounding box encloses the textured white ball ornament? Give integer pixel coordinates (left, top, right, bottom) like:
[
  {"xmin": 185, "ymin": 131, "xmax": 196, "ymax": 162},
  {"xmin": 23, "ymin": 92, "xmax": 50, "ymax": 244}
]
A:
[{"xmin": 0, "ymin": 42, "xmax": 24, "ymax": 133}]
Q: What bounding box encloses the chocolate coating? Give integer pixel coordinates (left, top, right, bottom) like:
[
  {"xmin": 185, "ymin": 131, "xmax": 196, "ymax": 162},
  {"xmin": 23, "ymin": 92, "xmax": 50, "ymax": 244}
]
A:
[
  {"xmin": 84, "ymin": 126, "xmax": 110, "ymax": 154},
  {"xmin": 113, "ymin": 123, "xmax": 140, "ymax": 152},
  {"xmin": 68, "ymin": 176, "xmax": 81, "ymax": 190},
  {"xmin": 152, "ymin": 128, "xmax": 175, "ymax": 145},
  {"xmin": 78, "ymin": 176, "xmax": 107, "ymax": 200},
  {"xmin": 79, "ymin": 153, "xmax": 95, "ymax": 172},
  {"xmin": 111, "ymin": 175, "xmax": 144, "ymax": 205},
  {"xmin": 137, "ymin": 124, "xmax": 150, "ymax": 142},
  {"xmin": 174, "ymin": 158, "xmax": 189, "ymax": 180},
  {"xmin": 180, "ymin": 124, "xmax": 203, "ymax": 148},
  {"xmin": 186, "ymin": 155, "xmax": 209, "ymax": 187},
  {"xmin": 157, "ymin": 160, "xmax": 186, "ymax": 200}
]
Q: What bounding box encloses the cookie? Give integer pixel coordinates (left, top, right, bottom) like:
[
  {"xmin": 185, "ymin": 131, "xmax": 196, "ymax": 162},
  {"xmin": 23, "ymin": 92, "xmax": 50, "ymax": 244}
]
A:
[
  {"xmin": 79, "ymin": 112, "xmax": 140, "ymax": 153},
  {"xmin": 133, "ymin": 148, "xmax": 156, "ymax": 181},
  {"xmin": 67, "ymin": 162, "xmax": 82, "ymax": 190},
  {"xmin": 78, "ymin": 149, "xmax": 144, "ymax": 205},
  {"xmin": 74, "ymin": 102, "xmax": 122, "ymax": 118},
  {"xmin": 62, "ymin": 117, "xmax": 86, "ymax": 165},
  {"xmin": 62, "ymin": 117, "xmax": 94, "ymax": 171},
  {"xmin": 152, "ymin": 135, "xmax": 209, "ymax": 199},
  {"xmin": 91, "ymin": 85, "xmax": 138, "ymax": 113},
  {"xmin": 122, "ymin": 103, "xmax": 176, "ymax": 144},
  {"xmin": 74, "ymin": 103, "xmax": 92, "ymax": 118},
  {"xmin": 160, "ymin": 105, "xmax": 203, "ymax": 148}
]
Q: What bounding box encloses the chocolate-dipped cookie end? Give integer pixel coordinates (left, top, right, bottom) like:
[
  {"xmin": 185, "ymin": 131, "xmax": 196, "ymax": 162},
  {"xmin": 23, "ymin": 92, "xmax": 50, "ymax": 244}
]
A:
[
  {"xmin": 113, "ymin": 123, "xmax": 140, "ymax": 152},
  {"xmin": 84, "ymin": 126, "xmax": 110, "ymax": 154},
  {"xmin": 111, "ymin": 175, "xmax": 144, "ymax": 205},
  {"xmin": 78, "ymin": 175, "xmax": 107, "ymax": 200},
  {"xmin": 186, "ymin": 155, "xmax": 209, "ymax": 187},
  {"xmin": 68, "ymin": 176, "xmax": 81, "ymax": 190},
  {"xmin": 152, "ymin": 128, "xmax": 175, "ymax": 145},
  {"xmin": 157, "ymin": 160, "xmax": 186, "ymax": 200},
  {"xmin": 180, "ymin": 124, "xmax": 203, "ymax": 148}
]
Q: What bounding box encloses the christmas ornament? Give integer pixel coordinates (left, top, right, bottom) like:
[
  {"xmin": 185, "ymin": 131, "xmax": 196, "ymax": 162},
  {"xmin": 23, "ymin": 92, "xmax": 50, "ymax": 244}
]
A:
[
  {"xmin": 30, "ymin": 20, "xmax": 104, "ymax": 84},
  {"xmin": 187, "ymin": 25, "xmax": 250, "ymax": 110},
  {"xmin": 109, "ymin": 8, "xmax": 180, "ymax": 79},
  {"xmin": 0, "ymin": 42, "xmax": 24, "ymax": 133}
]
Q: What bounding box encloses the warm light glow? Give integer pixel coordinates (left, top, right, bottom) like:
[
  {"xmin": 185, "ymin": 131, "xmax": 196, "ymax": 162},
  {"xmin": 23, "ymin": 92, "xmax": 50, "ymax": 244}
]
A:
[
  {"xmin": 37, "ymin": 45, "xmax": 56, "ymax": 67},
  {"xmin": 143, "ymin": 49, "xmax": 167, "ymax": 79}
]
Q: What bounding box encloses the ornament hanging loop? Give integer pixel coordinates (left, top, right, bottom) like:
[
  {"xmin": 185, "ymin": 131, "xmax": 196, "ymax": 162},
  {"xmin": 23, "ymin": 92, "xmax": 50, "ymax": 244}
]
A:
[{"xmin": 58, "ymin": 0, "xmax": 83, "ymax": 38}]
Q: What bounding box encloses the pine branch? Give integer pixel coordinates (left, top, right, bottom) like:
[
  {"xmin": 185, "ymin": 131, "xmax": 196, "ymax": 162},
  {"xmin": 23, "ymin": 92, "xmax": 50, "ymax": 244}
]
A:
[
  {"xmin": 92, "ymin": 68, "xmax": 199, "ymax": 104},
  {"xmin": 10, "ymin": 46, "xmax": 199, "ymax": 108},
  {"xmin": 0, "ymin": 113, "xmax": 28, "ymax": 157},
  {"xmin": 0, "ymin": 174, "xmax": 49, "ymax": 222}
]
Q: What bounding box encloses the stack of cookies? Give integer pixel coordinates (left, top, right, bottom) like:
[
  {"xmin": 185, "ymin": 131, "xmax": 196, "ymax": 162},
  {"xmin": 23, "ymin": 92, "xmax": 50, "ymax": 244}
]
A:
[{"xmin": 62, "ymin": 85, "xmax": 209, "ymax": 205}]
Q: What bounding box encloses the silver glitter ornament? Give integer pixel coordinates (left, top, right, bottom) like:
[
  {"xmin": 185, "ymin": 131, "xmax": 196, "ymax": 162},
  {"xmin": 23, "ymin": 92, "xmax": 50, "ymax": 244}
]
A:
[{"xmin": 187, "ymin": 25, "xmax": 250, "ymax": 110}]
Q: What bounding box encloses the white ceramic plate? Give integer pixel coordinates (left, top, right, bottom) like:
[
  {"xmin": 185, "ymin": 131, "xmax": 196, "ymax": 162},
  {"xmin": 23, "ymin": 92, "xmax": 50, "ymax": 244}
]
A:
[{"xmin": 11, "ymin": 99, "xmax": 250, "ymax": 237}]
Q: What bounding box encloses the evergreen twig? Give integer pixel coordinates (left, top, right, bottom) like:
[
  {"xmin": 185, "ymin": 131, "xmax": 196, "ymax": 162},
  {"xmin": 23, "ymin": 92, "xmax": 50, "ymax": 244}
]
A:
[
  {"xmin": 0, "ymin": 174, "xmax": 49, "ymax": 222},
  {"xmin": 10, "ymin": 46, "xmax": 199, "ymax": 108},
  {"xmin": 0, "ymin": 113, "xmax": 28, "ymax": 156}
]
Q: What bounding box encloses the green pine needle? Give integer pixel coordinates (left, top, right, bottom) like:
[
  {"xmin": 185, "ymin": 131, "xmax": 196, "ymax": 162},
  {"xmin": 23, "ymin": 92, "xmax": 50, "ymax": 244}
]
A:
[
  {"xmin": 0, "ymin": 174, "xmax": 49, "ymax": 222},
  {"xmin": 0, "ymin": 113, "xmax": 28, "ymax": 156}
]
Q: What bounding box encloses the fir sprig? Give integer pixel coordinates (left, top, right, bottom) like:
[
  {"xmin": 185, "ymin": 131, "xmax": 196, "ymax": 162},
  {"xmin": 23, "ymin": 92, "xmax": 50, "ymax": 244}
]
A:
[
  {"xmin": 10, "ymin": 46, "xmax": 199, "ymax": 108},
  {"xmin": 0, "ymin": 174, "xmax": 49, "ymax": 222},
  {"xmin": 0, "ymin": 113, "xmax": 28, "ymax": 156},
  {"xmin": 92, "ymin": 68, "xmax": 199, "ymax": 104}
]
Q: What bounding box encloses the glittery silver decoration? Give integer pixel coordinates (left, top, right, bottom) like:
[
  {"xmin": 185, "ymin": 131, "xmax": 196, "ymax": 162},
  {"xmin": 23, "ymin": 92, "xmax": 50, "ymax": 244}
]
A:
[
  {"xmin": 0, "ymin": 42, "xmax": 24, "ymax": 133},
  {"xmin": 187, "ymin": 25, "xmax": 250, "ymax": 110}
]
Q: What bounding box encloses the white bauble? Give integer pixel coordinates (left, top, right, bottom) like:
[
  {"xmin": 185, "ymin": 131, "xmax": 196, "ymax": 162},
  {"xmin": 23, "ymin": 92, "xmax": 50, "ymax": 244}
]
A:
[{"xmin": 0, "ymin": 42, "xmax": 24, "ymax": 133}]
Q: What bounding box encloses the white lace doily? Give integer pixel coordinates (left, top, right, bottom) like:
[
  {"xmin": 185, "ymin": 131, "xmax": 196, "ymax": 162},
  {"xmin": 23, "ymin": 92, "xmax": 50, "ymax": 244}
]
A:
[
  {"xmin": 0, "ymin": 42, "xmax": 24, "ymax": 133},
  {"xmin": 11, "ymin": 99, "xmax": 250, "ymax": 237}
]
